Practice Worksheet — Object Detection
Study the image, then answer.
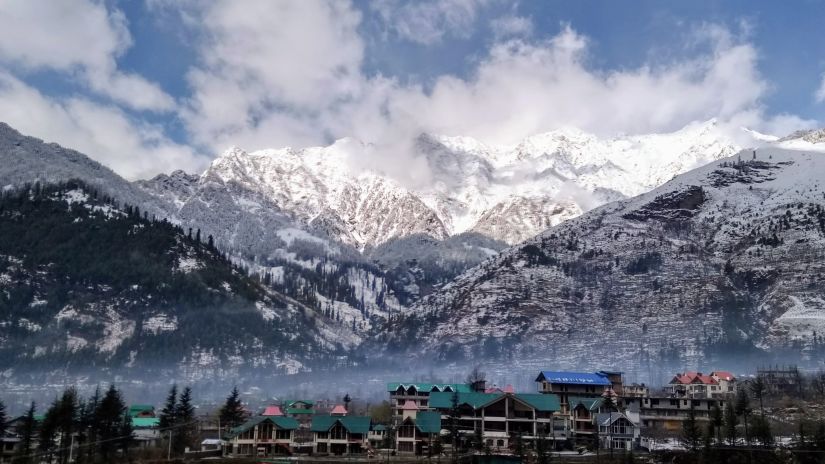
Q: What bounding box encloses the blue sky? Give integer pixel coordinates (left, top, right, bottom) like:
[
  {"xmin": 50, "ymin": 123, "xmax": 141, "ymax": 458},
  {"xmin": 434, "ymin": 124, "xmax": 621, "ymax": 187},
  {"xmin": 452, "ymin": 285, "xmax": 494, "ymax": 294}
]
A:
[{"xmin": 0, "ymin": 0, "xmax": 824, "ymax": 179}]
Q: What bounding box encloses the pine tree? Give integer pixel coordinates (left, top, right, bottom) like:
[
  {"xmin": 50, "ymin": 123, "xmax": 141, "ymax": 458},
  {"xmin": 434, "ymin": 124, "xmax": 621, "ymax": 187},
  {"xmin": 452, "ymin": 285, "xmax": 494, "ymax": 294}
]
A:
[
  {"xmin": 174, "ymin": 386, "xmax": 196, "ymax": 453},
  {"xmin": 750, "ymin": 376, "xmax": 767, "ymax": 418},
  {"xmin": 83, "ymin": 386, "xmax": 101, "ymax": 463},
  {"xmin": 159, "ymin": 384, "xmax": 178, "ymax": 429},
  {"xmin": 16, "ymin": 402, "xmax": 37, "ymax": 463},
  {"xmin": 95, "ymin": 385, "xmax": 126, "ymax": 462},
  {"xmin": 219, "ymin": 386, "xmax": 246, "ymax": 430}
]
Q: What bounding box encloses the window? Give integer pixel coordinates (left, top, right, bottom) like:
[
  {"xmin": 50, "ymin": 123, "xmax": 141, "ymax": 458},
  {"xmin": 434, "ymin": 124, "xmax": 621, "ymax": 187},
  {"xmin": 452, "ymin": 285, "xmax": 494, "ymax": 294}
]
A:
[
  {"xmin": 497, "ymin": 440, "xmax": 505, "ymax": 447},
  {"xmin": 317, "ymin": 443, "xmax": 327, "ymax": 453},
  {"xmin": 276, "ymin": 429, "xmax": 291, "ymax": 440}
]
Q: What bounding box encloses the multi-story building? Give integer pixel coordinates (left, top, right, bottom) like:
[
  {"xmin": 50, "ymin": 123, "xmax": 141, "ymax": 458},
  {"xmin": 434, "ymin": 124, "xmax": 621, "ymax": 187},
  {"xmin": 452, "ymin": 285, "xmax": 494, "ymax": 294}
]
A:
[
  {"xmin": 310, "ymin": 415, "xmax": 371, "ymax": 455},
  {"xmin": 668, "ymin": 372, "xmax": 731, "ymax": 398},
  {"xmin": 428, "ymin": 391, "xmax": 567, "ymax": 451},
  {"xmin": 224, "ymin": 416, "xmax": 298, "ymax": 457},
  {"xmin": 387, "ymin": 383, "xmax": 472, "ymax": 419},
  {"xmin": 624, "ymin": 397, "xmax": 728, "ymax": 433},
  {"xmin": 395, "ymin": 411, "xmax": 442, "ymax": 455},
  {"xmin": 535, "ymin": 371, "xmax": 621, "ymax": 413},
  {"xmin": 569, "ymin": 396, "xmax": 608, "ymax": 438},
  {"xmin": 623, "ymin": 383, "xmax": 650, "ymax": 398}
]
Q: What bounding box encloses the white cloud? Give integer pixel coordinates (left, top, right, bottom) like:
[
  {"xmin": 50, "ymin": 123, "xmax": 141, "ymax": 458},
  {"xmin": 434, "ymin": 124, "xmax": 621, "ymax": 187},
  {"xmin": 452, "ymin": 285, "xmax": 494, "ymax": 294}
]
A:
[
  {"xmin": 0, "ymin": 0, "xmax": 174, "ymax": 112},
  {"xmin": 490, "ymin": 15, "xmax": 533, "ymax": 40},
  {"xmin": 816, "ymin": 73, "xmax": 825, "ymax": 103},
  {"xmin": 0, "ymin": 72, "xmax": 205, "ymax": 180},
  {"xmin": 170, "ymin": 4, "xmax": 814, "ymax": 187},
  {"xmin": 371, "ymin": 0, "xmax": 489, "ymax": 45},
  {"xmin": 181, "ymin": 0, "xmax": 364, "ymax": 149}
]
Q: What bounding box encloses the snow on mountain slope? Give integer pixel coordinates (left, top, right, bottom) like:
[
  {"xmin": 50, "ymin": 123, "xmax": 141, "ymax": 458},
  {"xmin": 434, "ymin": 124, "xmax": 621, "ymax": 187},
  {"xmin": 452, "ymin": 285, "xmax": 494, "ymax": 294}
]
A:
[
  {"xmin": 391, "ymin": 148, "xmax": 825, "ymax": 378},
  {"xmin": 146, "ymin": 119, "xmax": 743, "ymax": 250}
]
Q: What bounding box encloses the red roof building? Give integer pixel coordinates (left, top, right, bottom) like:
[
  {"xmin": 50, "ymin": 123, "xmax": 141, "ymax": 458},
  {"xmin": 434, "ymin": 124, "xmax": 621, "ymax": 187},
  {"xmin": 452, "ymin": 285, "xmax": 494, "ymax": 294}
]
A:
[{"xmin": 262, "ymin": 405, "xmax": 284, "ymax": 416}]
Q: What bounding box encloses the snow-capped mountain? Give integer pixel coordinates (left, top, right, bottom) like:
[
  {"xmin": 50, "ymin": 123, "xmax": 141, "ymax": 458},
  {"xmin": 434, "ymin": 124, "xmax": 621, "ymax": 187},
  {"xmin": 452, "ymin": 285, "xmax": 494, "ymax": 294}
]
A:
[
  {"xmin": 389, "ymin": 148, "xmax": 825, "ymax": 379},
  {"xmin": 142, "ymin": 119, "xmax": 742, "ymax": 251}
]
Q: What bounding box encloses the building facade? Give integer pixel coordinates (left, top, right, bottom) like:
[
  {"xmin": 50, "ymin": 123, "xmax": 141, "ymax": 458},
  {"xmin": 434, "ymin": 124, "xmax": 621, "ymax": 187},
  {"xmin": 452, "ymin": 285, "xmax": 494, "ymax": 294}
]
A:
[
  {"xmin": 225, "ymin": 416, "xmax": 298, "ymax": 457},
  {"xmin": 311, "ymin": 416, "xmax": 371, "ymax": 455}
]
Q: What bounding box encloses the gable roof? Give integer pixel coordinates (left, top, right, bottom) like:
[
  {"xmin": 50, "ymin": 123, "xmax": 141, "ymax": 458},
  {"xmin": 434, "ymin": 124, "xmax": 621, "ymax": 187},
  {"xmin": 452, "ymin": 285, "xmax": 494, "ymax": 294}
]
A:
[
  {"xmin": 514, "ymin": 394, "xmax": 561, "ymax": 412},
  {"xmin": 387, "ymin": 383, "xmax": 473, "ymax": 393},
  {"xmin": 594, "ymin": 412, "xmax": 635, "ymax": 427},
  {"xmin": 128, "ymin": 404, "xmax": 155, "ymax": 417},
  {"xmin": 262, "ymin": 405, "xmax": 284, "ymax": 416},
  {"xmin": 310, "ymin": 416, "xmax": 371, "ymax": 434},
  {"xmin": 401, "ymin": 400, "xmax": 419, "ymax": 411},
  {"xmin": 569, "ymin": 396, "xmax": 605, "ymax": 412},
  {"xmin": 428, "ymin": 392, "xmax": 503, "ymax": 410},
  {"xmin": 535, "ymin": 371, "xmax": 611, "ymax": 386},
  {"xmin": 711, "ymin": 371, "xmax": 736, "ymax": 381},
  {"xmin": 670, "ymin": 372, "xmax": 718, "ymax": 385},
  {"xmin": 228, "ymin": 416, "xmax": 299, "ymax": 438},
  {"xmin": 371, "ymin": 424, "xmax": 387, "ymax": 432},
  {"xmin": 330, "ymin": 405, "xmax": 348, "ymax": 415},
  {"xmin": 131, "ymin": 417, "xmax": 160, "ymax": 428},
  {"xmin": 286, "ymin": 400, "xmax": 314, "ymax": 407},
  {"xmin": 414, "ymin": 411, "xmax": 442, "ymax": 434}
]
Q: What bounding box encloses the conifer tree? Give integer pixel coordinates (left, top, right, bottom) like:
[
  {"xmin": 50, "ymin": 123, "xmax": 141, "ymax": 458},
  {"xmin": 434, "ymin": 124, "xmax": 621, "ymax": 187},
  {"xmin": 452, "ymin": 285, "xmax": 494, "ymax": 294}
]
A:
[
  {"xmin": 710, "ymin": 403, "xmax": 723, "ymax": 444},
  {"xmin": 120, "ymin": 413, "xmax": 134, "ymax": 457},
  {"xmin": 735, "ymin": 390, "xmax": 752, "ymax": 445},
  {"xmin": 95, "ymin": 385, "xmax": 126, "ymax": 462},
  {"xmin": 219, "ymin": 386, "xmax": 246, "ymax": 430},
  {"xmin": 16, "ymin": 401, "xmax": 37, "ymax": 463},
  {"xmin": 159, "ymin": 384, "xmax": 178, "ymax": 429},
  {"xmin": 174, "ymin": 386, "xmax": 196, "ymax": 454}
]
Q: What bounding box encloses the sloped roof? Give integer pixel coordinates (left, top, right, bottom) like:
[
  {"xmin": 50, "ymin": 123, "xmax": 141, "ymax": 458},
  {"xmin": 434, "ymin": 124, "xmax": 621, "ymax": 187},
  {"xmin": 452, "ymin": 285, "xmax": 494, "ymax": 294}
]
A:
[
  {"xmin": 414, "ymin": 411, "xmax": 442, "ymax": 434},
  {"xmin": 670, "ymin": 372, "xmax": 718, "ymax": 385},
  {"xmin": 594, "ymin": 412, "xmax": 635, "ymax": 427},
  {"xmin": 371, "ymin": 424, "xmax": 387, "ymax": 432},
  {"xmin": 262, "ymin": 405, "xmax": 284, "ymax": 416},
  {"xmin": 128, "ymin": 404, "xmax": 154, "ymax": 417},
  {"xmin": 569, "ymin": 396, "xmax": 605, "ymax": 412},
  {"xmin": 387, "ymin": 383, "xmax": 473, "ymax": 393},
  {"xmin": 535, "ymin": 371, "xmax": 611, "ymax": 386},
  {"xmin": 286, "ymin": 408, "xmax": 315, "ymax": 415},
  {"xmin": 401, "ymin": 400, "xmax": 419, "ymax": 411},
  {"xmin": 286, "ymin": 400, "xmax": 314, "ymax": 407},
  {"xmin": 514, "ymin": 394, "xmax": 560, "ymax": 412},
  {"xmin": 330, "ymin": 405, "xmax": 348, "ymax": 415},
  {"xmin": 132, "ymin": 417, "xmax": 160, "ymax": 428},
  {"xmin": 711, "ymin": 371, "xmax": 736, "ymax": 381},
  {"xmin": 429, "ymin": 392, "xmax": 503, "ymax": 409},
  {"xmin": 228, "ymin": 416, "xmax": 299, "ymax": 437},
  {"xmin": 310, "ymin": 416, "xmax": 371, "ymax": 434}
]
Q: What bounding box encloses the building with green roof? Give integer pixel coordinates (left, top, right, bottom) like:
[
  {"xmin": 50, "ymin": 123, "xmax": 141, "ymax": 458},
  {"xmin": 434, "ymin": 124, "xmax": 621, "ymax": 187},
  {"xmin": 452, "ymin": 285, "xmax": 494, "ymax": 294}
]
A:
[
  {"xmin": 427, "ymin": 391, "xmax": 568, "ymax": 452},
  {"xmin": 396, "ymin": 411, "xmax": 442, "ymax": 455},
  {"xmin": 311, "ymin": 415, "xmax": 371, "ymax": 456},
  {"xmin": 224, "ymin": 416, "xmax": 298, "ymax": 458},
  {"xmin": 387, "ymin": 382, "xmax": 473, "ymax": 420}
]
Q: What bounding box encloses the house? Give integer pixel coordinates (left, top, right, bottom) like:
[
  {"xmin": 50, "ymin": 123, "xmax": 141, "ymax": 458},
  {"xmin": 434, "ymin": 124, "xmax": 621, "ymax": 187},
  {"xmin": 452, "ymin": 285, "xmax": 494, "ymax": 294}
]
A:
[
  {"xmin": 368, "ymin": 424, "xmax": 387, "ymax": 447},
  {"xmin": 396, "ymin": 411, "xmax": 442, "ymax": 455},
  {"xmin": 710, "ymin": 371, "xmax": 737, "ymax": 396},
  {"xmin": 1, "ymin": 436, "xmax": 21, "ymax": 463},
  {"xmin": 132, "ymin": 417, "xmax": 161, "ymax": 448},
  {"xmin": 387, "ymin": 383, "xmax": 472, "ymax": 419},
  {"xmin": 428, "ymin": 391, "xmax": 567, "ymax": 451},
  {"xmin": 200, "ymin": 438, "xmax": 223, "ymax": 451},
  {"xmin": 595, "ymin": 412, "xmax": 639, "ymax": 450},
  {"xmin": 535, "ymin": 371, "xmax": 619, "ymax": 413},
  {"xmin": 624, "ymin": 397, "xmax": 728, "ymax": 432},
  {"xmin": 284, "ymin": 400, "xmax": 315, "ymax": 428},
  {"xmin": 311, "ymin": 415, "xmax": 371, "ymax": 455},
  {"xmin": 569, "ymin": 396, "xmax": 606, "ymax": 437},
  {"xmin": 128, "ymin": 404, "xmax": 156, "ymax": 418},
  {"xmin": 224, "ymin": 416, "xmax": 298, "ymax": 457},
  {"xmin": 668, "ymin": 372, "xmax": 724, "ymax": 398}
]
